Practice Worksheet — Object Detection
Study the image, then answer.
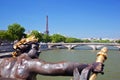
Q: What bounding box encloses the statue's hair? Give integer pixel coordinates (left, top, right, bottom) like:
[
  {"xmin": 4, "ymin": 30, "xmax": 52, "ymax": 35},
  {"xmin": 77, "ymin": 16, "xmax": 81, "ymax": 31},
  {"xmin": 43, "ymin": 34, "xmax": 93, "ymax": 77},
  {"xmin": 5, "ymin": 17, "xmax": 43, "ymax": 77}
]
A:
[{"xmin": 13, "ymin": 35, "xmax": 38, "ymax": 49}]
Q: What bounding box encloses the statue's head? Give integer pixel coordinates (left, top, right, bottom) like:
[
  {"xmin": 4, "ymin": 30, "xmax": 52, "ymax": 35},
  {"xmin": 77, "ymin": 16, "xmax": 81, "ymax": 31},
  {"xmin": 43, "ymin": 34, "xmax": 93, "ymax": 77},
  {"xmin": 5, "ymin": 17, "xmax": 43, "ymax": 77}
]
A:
[
  {"xmin": 13, "ymin": 36, "xmax": 38, "ymax": 50},
  {"xmin": 13, "ymin": 36, "xmax": 40, "ymax": 58}
]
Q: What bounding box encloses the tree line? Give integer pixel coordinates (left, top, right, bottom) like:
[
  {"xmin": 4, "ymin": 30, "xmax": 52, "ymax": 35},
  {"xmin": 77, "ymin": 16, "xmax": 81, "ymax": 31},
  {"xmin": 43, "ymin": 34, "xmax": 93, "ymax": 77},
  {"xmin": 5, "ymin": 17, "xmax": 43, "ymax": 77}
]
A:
[{"xmin": 0, "ymin": 23, "xmax": 113, "ymax": 43}]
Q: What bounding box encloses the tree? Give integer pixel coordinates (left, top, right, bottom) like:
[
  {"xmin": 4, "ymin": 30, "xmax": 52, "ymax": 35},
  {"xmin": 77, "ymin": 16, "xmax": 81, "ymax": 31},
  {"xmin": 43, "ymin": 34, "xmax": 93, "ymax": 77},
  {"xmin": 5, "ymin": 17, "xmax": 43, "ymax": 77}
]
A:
[
  {"xmin": 115, "ymin": 40, "xmax": 120, "ymax": 43},
  {"xmin": 65, "ymin": 37, "xmax": 83, "ymax": 43},
  {"xmin": 0, "ymin": 30, "xmax": 12, "ymax": 41},
  {"xmin": 27, "ymin": 30, "xmax": 43, "ymax": 42},
  {"xmin": 51, "ymin": 34, "xmax": 66, "ymax": 43},
  {"xmin": 42, "ymin": 34, "xmax": 51, "ymax": 43},
  {"xmin": 0, "ymin": 30, "xmax": 6, "ymax": 40},
  {"xmin": 7, "ymin": 23, "xmax": 25, "ymax": 40},
  {"xmin": 82, "ymin": 39, "xmax": 91, "ymax": 43}
]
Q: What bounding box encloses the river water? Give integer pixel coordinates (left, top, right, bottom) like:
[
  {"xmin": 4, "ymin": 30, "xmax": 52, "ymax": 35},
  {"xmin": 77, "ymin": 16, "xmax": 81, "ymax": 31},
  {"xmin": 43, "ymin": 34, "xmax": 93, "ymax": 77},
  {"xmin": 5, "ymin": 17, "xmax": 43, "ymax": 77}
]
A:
[{"xmin": 37, "ymin": 46, "xmax": 120, "ymax": 80}]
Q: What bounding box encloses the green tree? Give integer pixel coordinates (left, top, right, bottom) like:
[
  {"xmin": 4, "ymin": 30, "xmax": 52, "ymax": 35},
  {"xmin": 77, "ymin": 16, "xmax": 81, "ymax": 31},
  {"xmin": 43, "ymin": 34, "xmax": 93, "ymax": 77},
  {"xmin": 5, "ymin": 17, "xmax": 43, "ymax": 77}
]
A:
[
  {"xmin": 0, "ymin": 30, "xmax": 12, "ymax": 41},
  {"xmin": 92, "ymin": 39, "xmax": 110, "ymax": 43},
  {"xmin": 51, "ymin": 34, "xmax": 66, "ymax": 43},
  {"xmin": 98, "ymin": 40, "xmax": 110, "ymax": 43},
  {"xmin": 115, "ymin": 40, "xmax": 120, "ymax": 43},
  {"xmin": 7, "ymin": 23, "xmax": 25, "ymax": 40},
  {"xmin": 42, "ymin": 34, "xmax": 51, "ymax": 43},
  {"xmin": 27, "ymin": 30, "xmax": 43, "ymax": 42},
  {"xmin": 82, "ymin": 39, "xmax": 91, "ymax": 43},
  {"xmin": 65, "ymin": 37, "xmax": 83, "ymax": 43},
  {"xmin": 0, "ymin": 30, "xmax": 6, "ymax": 40}
]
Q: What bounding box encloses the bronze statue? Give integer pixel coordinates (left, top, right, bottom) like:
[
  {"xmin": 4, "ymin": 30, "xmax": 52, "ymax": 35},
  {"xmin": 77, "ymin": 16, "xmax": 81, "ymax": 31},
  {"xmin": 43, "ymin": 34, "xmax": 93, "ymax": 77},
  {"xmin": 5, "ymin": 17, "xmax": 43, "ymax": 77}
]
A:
[{"xmin": 0, "ymin": 36, "xmax": 104, "ymax": 80}]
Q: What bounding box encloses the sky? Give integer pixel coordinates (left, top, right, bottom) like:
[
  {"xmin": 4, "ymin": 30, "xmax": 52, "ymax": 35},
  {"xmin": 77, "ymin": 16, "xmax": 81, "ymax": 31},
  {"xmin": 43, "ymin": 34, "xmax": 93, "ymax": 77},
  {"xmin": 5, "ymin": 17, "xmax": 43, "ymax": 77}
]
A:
[{"xmin": 0, "ymin": 0, "xmax": 120, "ymax": 39}]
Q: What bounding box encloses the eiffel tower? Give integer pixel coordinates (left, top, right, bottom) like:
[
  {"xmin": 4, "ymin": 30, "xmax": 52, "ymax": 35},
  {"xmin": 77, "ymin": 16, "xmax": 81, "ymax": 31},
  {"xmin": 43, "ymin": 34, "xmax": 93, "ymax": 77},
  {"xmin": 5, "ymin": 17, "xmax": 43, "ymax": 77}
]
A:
[{"xmin": 45, "ymin": 15, "xmax": 49, "ymax": 35}]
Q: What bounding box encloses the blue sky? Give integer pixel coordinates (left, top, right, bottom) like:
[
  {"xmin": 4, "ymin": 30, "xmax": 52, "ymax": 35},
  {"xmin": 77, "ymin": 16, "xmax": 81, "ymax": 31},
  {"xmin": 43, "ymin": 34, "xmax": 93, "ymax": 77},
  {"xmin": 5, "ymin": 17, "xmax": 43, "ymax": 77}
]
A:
[{"xmin": 0, "ymin": 0, "xmax": 120, "ymax": 39}]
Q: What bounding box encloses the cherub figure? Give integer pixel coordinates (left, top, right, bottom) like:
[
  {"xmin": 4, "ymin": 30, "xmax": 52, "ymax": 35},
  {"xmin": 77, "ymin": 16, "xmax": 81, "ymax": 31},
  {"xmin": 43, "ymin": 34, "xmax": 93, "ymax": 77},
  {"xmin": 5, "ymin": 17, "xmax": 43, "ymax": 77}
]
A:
[{"xmin": 0, "ymin": 36, "xmax": 104, "ymax": 80}]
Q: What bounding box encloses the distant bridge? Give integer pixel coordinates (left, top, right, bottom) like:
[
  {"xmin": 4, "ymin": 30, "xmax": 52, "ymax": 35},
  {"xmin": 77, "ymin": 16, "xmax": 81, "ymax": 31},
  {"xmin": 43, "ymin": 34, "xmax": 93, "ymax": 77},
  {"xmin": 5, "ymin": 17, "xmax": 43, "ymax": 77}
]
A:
[{"xmin": 40, "ymin": 43, "xmax": 120, "ymax": 50}]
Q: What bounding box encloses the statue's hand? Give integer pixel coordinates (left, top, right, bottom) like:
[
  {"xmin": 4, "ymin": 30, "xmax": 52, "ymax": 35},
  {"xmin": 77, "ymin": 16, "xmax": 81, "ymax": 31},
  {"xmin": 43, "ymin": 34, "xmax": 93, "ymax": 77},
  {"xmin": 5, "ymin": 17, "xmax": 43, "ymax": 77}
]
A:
[{"xmin": 92, "ymin": 62, "xmax": 104, "ymax": 74}]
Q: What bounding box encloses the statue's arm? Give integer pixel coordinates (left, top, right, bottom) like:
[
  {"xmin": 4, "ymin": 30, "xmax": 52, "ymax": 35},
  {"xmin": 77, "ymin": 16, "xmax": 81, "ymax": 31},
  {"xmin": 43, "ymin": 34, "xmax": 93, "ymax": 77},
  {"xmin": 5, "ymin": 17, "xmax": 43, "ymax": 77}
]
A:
[{"xmin": 28, "ymin": 59, "xmax": 89, "ymax": 76}]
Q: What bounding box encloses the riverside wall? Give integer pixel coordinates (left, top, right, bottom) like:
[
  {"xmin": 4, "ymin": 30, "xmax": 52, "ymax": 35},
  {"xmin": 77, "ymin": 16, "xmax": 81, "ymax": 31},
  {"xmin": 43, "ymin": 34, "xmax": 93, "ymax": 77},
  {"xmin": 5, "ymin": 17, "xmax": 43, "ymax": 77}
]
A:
[
  {"xmin": 0, "ymin": 43, "xmax": 14, "ymax": 53},
  {"xmin": 0, "ymin": 43, "xmax": 49, "ymax": 53}
]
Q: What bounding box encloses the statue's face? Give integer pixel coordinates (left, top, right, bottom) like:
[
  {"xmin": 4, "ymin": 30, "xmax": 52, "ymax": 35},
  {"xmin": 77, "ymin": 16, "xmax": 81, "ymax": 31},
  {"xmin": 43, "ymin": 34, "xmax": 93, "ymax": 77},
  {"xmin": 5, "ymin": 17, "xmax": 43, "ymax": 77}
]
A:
[{"xmin": 27, "ymin": 43, "xmax": 40, "ymax": 59}]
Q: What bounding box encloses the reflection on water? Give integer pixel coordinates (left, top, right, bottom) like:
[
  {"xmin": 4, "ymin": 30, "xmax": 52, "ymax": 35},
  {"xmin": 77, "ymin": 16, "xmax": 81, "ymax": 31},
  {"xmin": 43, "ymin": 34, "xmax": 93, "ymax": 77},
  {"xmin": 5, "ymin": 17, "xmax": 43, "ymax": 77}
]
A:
[{"xmin": 37, "ymin": 46, "xmax": 120, "ymax": 80}]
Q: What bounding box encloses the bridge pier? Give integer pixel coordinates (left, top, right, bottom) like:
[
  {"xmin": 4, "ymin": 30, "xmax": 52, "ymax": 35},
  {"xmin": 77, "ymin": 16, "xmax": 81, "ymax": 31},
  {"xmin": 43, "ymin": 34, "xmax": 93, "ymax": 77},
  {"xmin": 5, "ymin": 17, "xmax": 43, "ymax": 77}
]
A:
[
  {"xmin": 114, "ymin": 45, "xmax": 120, "ymax": 51},
  {"xmin": 68, "ymin": 47, "xmax": 71, "ymax": 50},
  {"xmin": 64, "ymin": 44, "xmax": 77, "ymax": 50},
  {"xmin": 92, "ymin": 46, "xmax": 97, "ymax": 50},
  {"xmin": 48, "ymin": 45, "xmax": 52, "ymax": 49},
  {"xmin": 87, "ymin": 45, "xmax": 103, "ymax": 50},
  {"xmin": 64, "ymin": 45, "xmax": 72, "ymax": 50},
  {"xmin": 118, "ymin": 48, "xmax": 120, "ymax": 51},
  {"xmin": 87, "ymin": 45, "xmax": 97, "ymax": 50}
]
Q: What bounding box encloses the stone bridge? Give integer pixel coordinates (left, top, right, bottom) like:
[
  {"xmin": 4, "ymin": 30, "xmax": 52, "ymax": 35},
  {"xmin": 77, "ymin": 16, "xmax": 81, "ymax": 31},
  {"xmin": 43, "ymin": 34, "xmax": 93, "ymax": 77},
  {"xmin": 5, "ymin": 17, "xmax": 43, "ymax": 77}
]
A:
[{"xmin": 40, "ymin": 43, "xmax": 120, "ymax": 50}]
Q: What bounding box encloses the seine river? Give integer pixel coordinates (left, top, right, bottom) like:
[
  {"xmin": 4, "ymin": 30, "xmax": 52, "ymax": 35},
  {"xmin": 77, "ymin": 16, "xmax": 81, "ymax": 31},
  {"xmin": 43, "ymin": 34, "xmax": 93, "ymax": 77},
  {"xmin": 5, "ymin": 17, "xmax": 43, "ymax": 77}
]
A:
[{"xmin": 37, "ymin": 46, "xmax": 120, "ymax": 80}]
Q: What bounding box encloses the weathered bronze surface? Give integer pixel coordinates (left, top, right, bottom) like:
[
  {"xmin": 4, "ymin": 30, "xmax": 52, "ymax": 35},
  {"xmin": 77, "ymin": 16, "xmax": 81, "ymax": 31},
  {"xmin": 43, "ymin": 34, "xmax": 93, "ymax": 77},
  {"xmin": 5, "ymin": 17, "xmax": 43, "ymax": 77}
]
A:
[{"xmin": 0, "ymin": 36, "xmax": 104, "ymax": 80}]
